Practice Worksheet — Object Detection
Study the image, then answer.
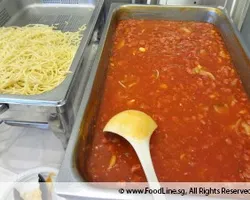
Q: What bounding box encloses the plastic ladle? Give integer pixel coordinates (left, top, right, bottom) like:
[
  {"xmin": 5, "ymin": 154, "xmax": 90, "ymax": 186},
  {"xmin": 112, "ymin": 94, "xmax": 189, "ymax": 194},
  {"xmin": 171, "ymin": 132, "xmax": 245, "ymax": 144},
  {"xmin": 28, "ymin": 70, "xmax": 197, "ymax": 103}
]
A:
[{"xmin": 103, "ymin": 110, "xmax": 166, "ymax": 200}]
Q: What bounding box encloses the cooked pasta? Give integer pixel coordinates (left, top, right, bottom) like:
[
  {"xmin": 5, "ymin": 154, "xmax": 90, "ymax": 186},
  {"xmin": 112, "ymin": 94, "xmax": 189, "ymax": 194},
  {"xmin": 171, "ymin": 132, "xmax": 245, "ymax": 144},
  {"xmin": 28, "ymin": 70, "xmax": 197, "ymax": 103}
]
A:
[{"xmin": 0, "ymin": 24, "xmax": 85, "ymax": 95}]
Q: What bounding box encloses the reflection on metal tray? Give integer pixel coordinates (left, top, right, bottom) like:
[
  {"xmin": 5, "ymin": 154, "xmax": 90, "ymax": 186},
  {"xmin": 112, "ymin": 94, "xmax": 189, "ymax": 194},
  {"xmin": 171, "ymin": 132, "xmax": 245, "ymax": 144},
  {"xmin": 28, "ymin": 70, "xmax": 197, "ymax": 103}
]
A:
[
  {"xmin": 56, "ymin": 4, "xmax": 250, "ymax": 200},
  {"xmin": 0, "ymin": 0, "xmax": 102, "ymax": 105}
]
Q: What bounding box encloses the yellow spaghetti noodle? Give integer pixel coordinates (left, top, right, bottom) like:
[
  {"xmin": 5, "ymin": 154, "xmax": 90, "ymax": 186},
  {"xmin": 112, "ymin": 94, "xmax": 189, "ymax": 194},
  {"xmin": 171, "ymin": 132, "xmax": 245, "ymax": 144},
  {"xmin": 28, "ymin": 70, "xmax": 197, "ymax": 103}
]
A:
[{"xmin": 0, "ymin": 24, "xmax": 86, "ymax": 95}]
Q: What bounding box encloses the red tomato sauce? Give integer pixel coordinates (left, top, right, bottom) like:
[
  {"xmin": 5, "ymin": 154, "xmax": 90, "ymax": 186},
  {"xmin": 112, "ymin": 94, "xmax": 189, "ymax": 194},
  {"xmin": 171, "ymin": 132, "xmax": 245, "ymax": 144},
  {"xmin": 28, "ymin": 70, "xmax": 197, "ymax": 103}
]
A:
[{"xmin": 77, "ymin": 20, "xmax": 250, "ymax": 182}]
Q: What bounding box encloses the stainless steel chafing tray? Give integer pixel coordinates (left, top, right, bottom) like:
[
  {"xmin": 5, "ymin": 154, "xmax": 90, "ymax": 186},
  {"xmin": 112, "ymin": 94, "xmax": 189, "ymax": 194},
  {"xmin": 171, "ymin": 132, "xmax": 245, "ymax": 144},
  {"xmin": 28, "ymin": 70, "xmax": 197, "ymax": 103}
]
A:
[
  {"xmin": 0, "ymin": 0, "xmax": 104, "ymax": 146},
  {"xmin": 56, "ymin": 4, "xmax": 250, "ymax": 200},
  {"xmin": 0, "ymin": 0, "xmax": 103, "ymax": 104}
]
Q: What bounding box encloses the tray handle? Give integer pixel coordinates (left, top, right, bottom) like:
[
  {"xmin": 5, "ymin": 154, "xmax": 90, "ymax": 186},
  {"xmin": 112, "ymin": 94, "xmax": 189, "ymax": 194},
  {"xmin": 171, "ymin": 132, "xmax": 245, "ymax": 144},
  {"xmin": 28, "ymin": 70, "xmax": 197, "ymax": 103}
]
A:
[{"xmin": 0, "ymin": 103, "xmax": 8, "ymax": 114}]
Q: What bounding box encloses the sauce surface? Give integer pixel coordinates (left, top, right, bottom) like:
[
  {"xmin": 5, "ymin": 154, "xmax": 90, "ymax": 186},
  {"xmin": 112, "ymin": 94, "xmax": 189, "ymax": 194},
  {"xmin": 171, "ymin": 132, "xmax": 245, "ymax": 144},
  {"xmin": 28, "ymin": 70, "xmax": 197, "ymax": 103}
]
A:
[{"xmin": 78, "ymin": 20, "xmax": 250, "ymax": 182}]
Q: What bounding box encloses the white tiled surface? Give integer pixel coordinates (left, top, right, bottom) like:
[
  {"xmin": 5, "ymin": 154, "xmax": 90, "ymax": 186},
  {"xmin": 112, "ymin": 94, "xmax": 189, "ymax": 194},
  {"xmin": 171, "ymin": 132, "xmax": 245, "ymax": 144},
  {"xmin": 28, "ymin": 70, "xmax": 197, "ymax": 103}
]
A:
[{"xmin": 0, "ymin": 123, "xmax": 65, "ymax": 197}]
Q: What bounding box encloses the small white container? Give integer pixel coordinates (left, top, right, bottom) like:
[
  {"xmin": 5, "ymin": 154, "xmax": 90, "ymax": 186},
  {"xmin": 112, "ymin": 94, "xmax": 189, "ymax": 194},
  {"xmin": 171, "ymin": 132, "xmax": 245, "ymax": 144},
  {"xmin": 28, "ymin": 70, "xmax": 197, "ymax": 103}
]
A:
[{"xmin": 1, "ymin": 167, "xmax": 65, "ymax": 200}]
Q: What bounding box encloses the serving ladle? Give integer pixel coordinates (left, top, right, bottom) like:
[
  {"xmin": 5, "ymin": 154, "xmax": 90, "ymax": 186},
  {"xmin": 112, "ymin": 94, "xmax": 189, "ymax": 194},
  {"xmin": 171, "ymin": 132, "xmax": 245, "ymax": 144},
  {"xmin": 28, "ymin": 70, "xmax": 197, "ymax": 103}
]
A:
[{"xmin": 103, "ymin": 110, "xmax": 166, "ymax": 200}]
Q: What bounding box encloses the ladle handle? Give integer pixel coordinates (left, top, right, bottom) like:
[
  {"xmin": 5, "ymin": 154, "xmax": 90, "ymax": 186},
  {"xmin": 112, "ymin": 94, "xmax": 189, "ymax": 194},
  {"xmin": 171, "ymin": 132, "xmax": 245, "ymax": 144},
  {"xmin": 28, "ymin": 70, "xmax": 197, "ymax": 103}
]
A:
[{"xmin": 132, "ymin": 141, "xmax": 166, "ymax": 200}]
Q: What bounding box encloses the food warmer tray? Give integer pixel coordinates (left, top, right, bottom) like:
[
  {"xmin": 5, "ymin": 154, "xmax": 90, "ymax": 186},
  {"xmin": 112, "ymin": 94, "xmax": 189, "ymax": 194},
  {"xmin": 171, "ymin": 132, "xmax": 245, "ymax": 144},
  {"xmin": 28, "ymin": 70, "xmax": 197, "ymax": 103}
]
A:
[
  {"xmin": 55, "ymin": 3, "xmax": 250, "ymax": 200},
  {"xmin": 0, "ymin": 0, "xmax": 104, "ymax": 147}
]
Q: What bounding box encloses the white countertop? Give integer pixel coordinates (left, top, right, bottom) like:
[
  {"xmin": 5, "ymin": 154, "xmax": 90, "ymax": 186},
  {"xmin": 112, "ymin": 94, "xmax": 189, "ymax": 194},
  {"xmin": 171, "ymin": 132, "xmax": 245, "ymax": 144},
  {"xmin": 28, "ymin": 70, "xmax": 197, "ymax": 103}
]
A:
[{"xmin": 0, "ymin": 123, "xmax": 65, "ymax": 198}]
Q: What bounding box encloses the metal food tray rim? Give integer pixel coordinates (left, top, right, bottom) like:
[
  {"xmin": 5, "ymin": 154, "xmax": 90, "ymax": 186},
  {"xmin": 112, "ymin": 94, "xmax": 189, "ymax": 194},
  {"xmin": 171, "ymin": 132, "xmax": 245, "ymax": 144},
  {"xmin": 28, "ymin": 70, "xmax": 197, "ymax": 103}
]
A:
[
  {"xmin": 56, "ymin": 4, "xmax": 250, "ymax": 200},
  {"xmin": 0, "ymin": 0, "xmax": 104, "ymax": 106}
]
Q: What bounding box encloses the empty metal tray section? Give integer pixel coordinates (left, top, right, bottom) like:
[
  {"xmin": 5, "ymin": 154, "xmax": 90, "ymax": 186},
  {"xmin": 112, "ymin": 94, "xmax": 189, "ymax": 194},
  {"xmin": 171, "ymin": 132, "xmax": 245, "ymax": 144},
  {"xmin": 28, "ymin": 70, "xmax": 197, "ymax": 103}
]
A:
[{"xmin": 2, "ymin": 2, "xmax": 94, "ymax": 31}]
